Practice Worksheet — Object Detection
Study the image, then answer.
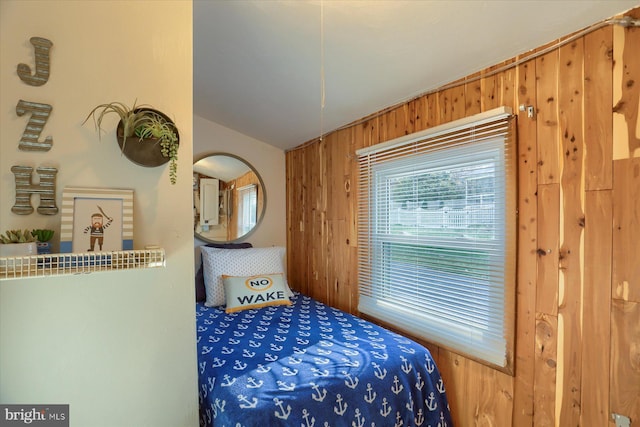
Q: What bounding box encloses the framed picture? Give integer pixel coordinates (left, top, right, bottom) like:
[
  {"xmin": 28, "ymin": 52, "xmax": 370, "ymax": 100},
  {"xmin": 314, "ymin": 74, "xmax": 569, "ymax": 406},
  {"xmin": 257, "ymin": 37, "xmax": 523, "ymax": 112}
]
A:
[{"xmin": 60, "ymin": 187, "xmax": 133, "ymax": 253}]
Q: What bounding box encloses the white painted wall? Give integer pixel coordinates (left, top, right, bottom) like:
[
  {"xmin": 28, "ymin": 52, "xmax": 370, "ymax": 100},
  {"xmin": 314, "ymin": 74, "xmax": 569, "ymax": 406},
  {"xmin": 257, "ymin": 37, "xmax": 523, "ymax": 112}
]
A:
[
  {"xmin": 0, "ymin": 2, "xmax": 198, "ymax": 426},
  {"xmin": 193, "ymin": 114, "xmax": 286, "ymax": 249}
]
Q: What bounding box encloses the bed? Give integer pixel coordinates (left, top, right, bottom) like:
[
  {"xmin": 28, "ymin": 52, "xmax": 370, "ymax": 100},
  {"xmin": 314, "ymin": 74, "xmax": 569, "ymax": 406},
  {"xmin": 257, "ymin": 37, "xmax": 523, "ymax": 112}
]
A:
[{"xmin": 195, "ymin": 245, "xmax": 453, "ymax": 427}]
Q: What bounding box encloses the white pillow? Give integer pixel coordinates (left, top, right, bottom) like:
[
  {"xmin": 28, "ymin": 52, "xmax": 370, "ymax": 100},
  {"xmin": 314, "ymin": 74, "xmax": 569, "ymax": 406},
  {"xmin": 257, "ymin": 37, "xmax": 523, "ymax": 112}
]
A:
[
  {"xmin": 223, "ymin": 273, "xmax": 292, "ymax": 313},
  {"xmin": 201, "ymin": 246, "xmax": 292, "ymax": 307}
]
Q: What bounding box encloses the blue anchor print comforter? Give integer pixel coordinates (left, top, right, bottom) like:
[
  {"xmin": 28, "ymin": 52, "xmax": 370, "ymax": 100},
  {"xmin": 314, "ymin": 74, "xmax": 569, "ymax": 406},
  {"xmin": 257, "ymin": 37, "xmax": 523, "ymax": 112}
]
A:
[{"xmin": 196, "ymin": 293, "xmax": 453, "ymax": 427}]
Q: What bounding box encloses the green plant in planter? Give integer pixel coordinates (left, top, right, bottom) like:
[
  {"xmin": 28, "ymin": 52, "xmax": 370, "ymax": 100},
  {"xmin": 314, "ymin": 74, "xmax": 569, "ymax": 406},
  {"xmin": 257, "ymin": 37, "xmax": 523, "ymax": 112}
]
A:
[
  {"xmin": 135, "ymin": 112, "xmax": 179, "ymax": 185},
  {"xmin": 31, "ymin": 229, "xmax": 55, "ymax": 242},
  {"xmin": 83, "ymin": 100, "xmax": 151, "ymax": 147},
  {"xmin": 31, "ymin": 229, "xmax": 55, "ymax": 254},
  {"xmin": 0, "ymin": 229, "xmax": 37, "ymax": 244},
  {"xmin": 84, "ymin": 101, "xmax": 180, "ymax": 185}
]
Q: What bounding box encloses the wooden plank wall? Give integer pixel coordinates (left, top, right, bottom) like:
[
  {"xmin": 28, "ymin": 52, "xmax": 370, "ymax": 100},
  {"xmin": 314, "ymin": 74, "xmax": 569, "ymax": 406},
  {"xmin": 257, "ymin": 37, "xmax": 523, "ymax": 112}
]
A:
[{"xmin": 285, "ymin": 9, "xmax": 640, "ymax": 426}]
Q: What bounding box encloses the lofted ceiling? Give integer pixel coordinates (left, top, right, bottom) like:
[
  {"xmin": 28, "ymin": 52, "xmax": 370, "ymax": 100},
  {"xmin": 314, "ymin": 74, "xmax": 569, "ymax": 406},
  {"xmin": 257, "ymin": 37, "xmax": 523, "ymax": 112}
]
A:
[{"xmin": 194, "ymin": 1, "xmax": 638, "ymax": 151}]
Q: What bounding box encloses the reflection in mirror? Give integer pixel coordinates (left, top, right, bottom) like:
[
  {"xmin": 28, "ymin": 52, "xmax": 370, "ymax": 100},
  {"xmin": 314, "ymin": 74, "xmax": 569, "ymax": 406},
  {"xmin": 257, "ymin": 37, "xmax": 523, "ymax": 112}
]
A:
[{"xmin": 193, "ymin": 153, "xmax": 266, "ymax": 243}]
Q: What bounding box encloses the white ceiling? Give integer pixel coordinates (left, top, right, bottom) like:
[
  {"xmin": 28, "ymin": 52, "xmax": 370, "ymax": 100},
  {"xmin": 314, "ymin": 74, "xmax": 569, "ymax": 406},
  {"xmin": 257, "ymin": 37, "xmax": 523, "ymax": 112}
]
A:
[
  {"xmin": 194, "ymin": 0, "xmax": 638, "ymax": 151},
  {"xmin": 194, "ymin": 153, "xmax": 251, "ymax": 182}
]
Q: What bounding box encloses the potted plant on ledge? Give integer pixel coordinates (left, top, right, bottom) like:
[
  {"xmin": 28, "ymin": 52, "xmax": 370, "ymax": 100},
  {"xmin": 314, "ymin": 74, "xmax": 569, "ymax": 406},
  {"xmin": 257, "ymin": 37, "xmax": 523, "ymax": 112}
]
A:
[
  {"xmin": 0, "ymin": 229, "xmax": 38, "ymax": 257},
  {"xmin": 83, "ymin": 101, "xmax": 180, "ymax": 184},
  {"xmin": 32, "ymin": 229, "xmax": 55, "ymax": 254}
]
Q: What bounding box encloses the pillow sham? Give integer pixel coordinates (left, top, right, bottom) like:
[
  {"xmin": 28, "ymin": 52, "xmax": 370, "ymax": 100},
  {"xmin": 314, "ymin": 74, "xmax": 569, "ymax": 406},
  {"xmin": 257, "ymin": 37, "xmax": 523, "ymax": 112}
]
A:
[
  {"xmin": 201, "ymin": 245, "xmax": 291, "ymax": 307},
  {"xmin": 195, "ymin": 242, "xmax": 252, "ymax": 302},
  {"xmin": 222, "ymin": 273, "xmax": 292, "ymax": 313}
]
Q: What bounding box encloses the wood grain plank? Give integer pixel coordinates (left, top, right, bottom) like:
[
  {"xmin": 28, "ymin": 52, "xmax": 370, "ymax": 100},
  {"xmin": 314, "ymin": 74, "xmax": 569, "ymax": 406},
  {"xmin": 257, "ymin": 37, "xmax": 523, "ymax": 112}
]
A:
[
  {"xmin": 381, "ymin": 104, "xmax": 411, "ymax": 142},
  {"xmin": 512, "ymin": 57, "xmax": 538, "ymax": 427},
  {"xmin": 301, "ymin": 143, "xmax": 313, "ymax": 296},
  {"xmin": 327, "ymin": 128, "xmax": 351, "ymax": 221},
  {"xmin": 581, "ymin": 189, "xmax": 612, "ymax": 426},
  {"xmin": 465, "ymin": 72, "xmax": 482, "ymax": 116},
  {"xmin": 325, "ymin": 128, "xmax": 355, "ymax": 311},
  {"xmin": 426, "ymin": 92, "xmax": 440, "ymax": 128},
  {"xmin": 310, "ymin": 209, "xmax": 327, "ymax": 303},
  {"xmin": 500, "ymin": 60, "xmax": 517, "ymax": 109},
  {"xmin": 412, "ymin": 95, "xmax": 430, "ymax": 132},
  {"xmin": 612, "ymin": 157, "xmax": 640, "ymax": 303},
  {"xmin": 436, "ymin": 350, "xmax": 464, "ymax": 427},
  {"xmin": 438, "ymin": 87, "xmax": 454, "ymax": 124},
  {"xmin": 309, "ymin": 138, "xmax": 328, "ymax": 303},
  {"xmin": 536, "ymin": 48, "xmax": 561, "ymax": 184},
  {"xmin": 346, "ymin": 127, "xmax": 358, "ymax": 243},
  {"xmin": 286, "ymin": 148, "xmax": 308, "ymax": 293},
  {"xmin": 325, "ymin": 131, "xmax": 341, "ymax": 308},
  {"xmin": 557, "ymin": 37, "xmax": 585, "ymax": 427},
  {"xmin": 471, "ymin": 362, "xmax": 514, "ymax": 427},
  {"xmin": 481, "ymin": 65, "xmax": 500, "ymax": 111},
  {"xmin": 584, "ymin": 25, "xmax": 614, "ymax": 190},
  {"xmin": 536, "ymin": 184, "xmax": 560, "ymax": 316},
  {"xmin": 492, "ymin": 62, "xmax": 517, "ymax": 111},
  {"xmin": 610, "ymin": 300, "xmax": 640, "ymax": 423},
  {"xmin": 326, "ymin": 219, "xmax": 349, "ymax": 311},
  {"xmin": 449, "ymin": 82, "xmax": 466, "ymax": 121},
  {"xmin": 612, "ymin": 8, "xmax": 640, "ymax": 159},
  {"xmin": 285, "ymin": 151, "xmax": 296, "ymax": 288},
  {"xmin": 354, "ymin": 116, "xmax": 379, "ymax": 151},
  {"xmin": 534, "ymin": 313, "xmax": 558, "ymax": 427},
  {"xmin": 431, "ymin": 348, "xmax": 514, "ymax": 427},
  {"xmin": 408, "ymin": 97, "xmax": 423, "ymax": 134}
]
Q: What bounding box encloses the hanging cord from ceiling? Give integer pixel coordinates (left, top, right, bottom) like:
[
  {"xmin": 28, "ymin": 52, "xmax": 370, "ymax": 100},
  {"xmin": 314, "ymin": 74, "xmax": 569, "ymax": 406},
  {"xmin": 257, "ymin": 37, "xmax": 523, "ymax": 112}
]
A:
[
  {"xmin": 289, "ymin": 14, "xmax": 640, "ymax": 153},
  {"xmin": 319, "ymin": 0, "xmax": 326, "ymax": 143}
]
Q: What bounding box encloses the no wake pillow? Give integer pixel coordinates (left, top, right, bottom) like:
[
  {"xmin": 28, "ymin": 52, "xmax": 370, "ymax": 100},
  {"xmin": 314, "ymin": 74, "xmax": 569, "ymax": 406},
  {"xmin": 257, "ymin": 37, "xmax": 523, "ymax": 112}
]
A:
[
  {"xmin": 222, "ymin": 273, "xmax": 292, "ymax": 313},
  {"xmin": 195, "ymin": 242, "xmax": 252, "ymax": 302},
  {"xmin": 201, "ymin": 245, "xmax": 291, "ymax": 307}
]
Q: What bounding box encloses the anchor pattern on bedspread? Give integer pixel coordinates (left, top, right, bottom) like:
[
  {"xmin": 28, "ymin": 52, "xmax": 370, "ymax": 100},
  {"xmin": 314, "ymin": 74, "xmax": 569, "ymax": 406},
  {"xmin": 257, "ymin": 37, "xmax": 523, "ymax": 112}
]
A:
[{"xmin": 196, "ymin": 294, "xmax": 452, "ymax": 427}]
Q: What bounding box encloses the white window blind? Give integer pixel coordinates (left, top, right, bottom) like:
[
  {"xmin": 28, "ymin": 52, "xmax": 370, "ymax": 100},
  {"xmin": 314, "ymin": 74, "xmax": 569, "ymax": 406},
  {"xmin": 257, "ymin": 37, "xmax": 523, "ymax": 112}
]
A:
[
  {"xmin": 357, "ymin": 107, "xmax": 516, "ymax": 371},
  {"xmin": 237, "ymin": 184, "xmax": 257, "ymax": 236}
]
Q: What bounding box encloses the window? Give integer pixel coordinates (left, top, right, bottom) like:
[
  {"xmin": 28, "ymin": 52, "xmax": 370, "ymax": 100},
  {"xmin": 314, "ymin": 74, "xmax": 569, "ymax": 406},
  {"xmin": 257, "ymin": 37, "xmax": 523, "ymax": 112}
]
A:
[
  {"xmin": 237, "ymin": 184, "xmax": 257, "ymax": 236},
  {"xmin": 357, "ymin": 107, "xmax": 516, "ymax": 372}
]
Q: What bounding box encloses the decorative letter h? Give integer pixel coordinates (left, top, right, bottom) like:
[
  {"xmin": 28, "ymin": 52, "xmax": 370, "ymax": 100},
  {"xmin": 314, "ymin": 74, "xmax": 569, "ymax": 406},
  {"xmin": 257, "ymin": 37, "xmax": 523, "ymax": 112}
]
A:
[{"xmin": 11, "ymin": 165, "xmax": 58, "ymax": 215}]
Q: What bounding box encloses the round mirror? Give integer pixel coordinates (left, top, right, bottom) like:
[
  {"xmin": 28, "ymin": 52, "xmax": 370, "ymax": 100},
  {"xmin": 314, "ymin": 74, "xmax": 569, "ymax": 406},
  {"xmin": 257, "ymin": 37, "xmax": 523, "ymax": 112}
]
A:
[{"xmin": 193, "ymin": 153, "xmax": 266, "ymax": 243}]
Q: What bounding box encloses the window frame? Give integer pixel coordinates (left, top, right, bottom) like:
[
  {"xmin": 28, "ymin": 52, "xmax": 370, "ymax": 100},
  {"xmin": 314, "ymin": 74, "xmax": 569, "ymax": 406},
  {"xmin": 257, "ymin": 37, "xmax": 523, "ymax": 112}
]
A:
[{"xmin": 356, "ymin": 107, "xmax": 516, "ymax": 374}]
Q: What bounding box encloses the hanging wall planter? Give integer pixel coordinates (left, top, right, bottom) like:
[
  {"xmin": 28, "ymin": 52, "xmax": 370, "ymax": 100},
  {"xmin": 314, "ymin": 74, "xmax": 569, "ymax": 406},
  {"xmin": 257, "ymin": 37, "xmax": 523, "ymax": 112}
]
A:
[
  {"xmin": 84, "ymin": 101, "xmax": 180, "ymax": 184},
  {"xmin": 116, "ymin": 108, "xmax": 179, "ymax": 168}
]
